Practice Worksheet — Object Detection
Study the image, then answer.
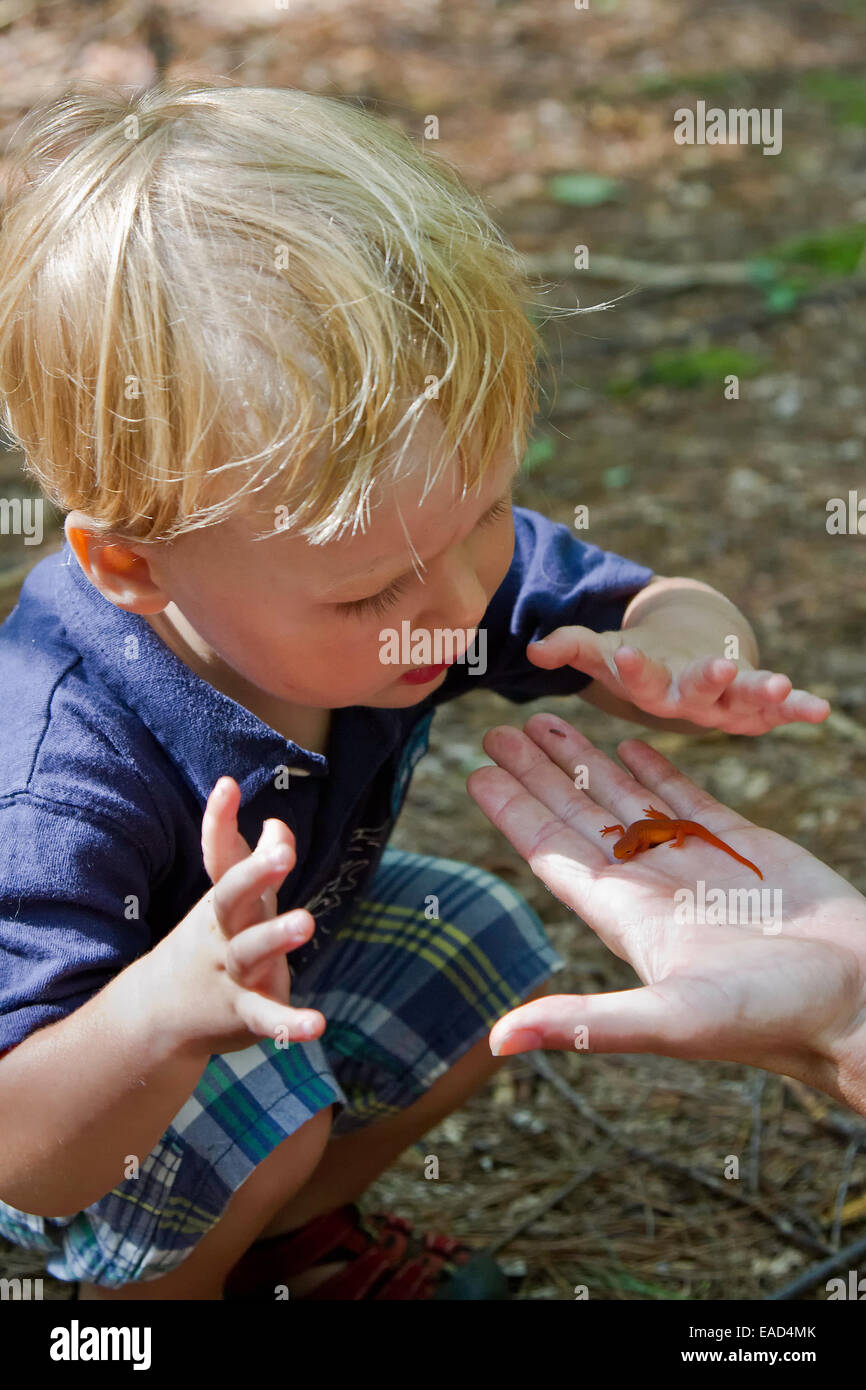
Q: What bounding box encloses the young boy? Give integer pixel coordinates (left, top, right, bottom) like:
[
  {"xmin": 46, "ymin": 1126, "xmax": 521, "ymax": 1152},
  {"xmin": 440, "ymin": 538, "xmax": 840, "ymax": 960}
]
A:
[{"xmin": 0, "ymin": 80, "xmax": 828, "ymax": 1302}]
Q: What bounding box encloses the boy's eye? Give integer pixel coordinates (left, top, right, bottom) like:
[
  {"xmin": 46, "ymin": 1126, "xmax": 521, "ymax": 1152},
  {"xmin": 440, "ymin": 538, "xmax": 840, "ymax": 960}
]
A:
[
  {"xmin": 334, "ymin": 492, "xmax": 511, "ymax": 620},
  {"xmin": 478, "ymin": 496, "xmax": 511, "ymax": 529},
  {"xmin": 335, "ymin": 574, "xmax": 410, "ymax": 619}
]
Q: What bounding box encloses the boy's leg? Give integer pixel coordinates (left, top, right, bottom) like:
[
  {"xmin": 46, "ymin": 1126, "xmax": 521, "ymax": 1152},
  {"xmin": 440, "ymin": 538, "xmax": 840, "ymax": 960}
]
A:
[
  {"xmin": 77, "ymin": 1100, "xmax": 335, "ymax": 1301},
  {"xmin": 246, "ymin": 977, "xmax": 551, "ymax": 1297},
  {"xmin": 78, "ymin": 977, "xmax": 546, "ymax": 1302},
  {"xmin": 258, "ymin": 978, "xmax": 551, "ymax": 1238},
  {"xmin": 81, "ymin": 845, "xmax": 560, "ymax": 1301}
]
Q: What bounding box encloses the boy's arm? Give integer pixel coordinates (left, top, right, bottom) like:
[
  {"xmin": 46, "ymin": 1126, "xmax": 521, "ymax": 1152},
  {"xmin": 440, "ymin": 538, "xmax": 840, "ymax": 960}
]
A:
[
  {"xmin": 0, "ymin": 949, "xmax": 211, "ymax": 1218},
  {"xmin": 577, "ymin": 575, "xmax": 760, "ymax": 733}
]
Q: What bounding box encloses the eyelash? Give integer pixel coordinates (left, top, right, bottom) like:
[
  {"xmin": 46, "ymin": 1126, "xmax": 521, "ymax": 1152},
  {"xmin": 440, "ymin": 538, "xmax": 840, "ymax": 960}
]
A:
[{"xmin": 336, "ymin": 495, "xmax": 511, "ymax": 619}]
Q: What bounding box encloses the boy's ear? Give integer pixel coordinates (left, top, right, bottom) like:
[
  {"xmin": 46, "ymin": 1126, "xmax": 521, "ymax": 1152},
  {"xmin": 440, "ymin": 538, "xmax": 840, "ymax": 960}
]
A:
[{"xmin": 64, "ymin": 513, "xmax": 168, "ymax": 614}]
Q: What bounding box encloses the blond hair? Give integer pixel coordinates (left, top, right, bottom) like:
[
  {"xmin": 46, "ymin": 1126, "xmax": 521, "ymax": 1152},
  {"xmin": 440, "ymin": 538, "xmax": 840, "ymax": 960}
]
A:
[{"xmin": 0, "ymin": 78, "xmax": 548, "ymax": 546}]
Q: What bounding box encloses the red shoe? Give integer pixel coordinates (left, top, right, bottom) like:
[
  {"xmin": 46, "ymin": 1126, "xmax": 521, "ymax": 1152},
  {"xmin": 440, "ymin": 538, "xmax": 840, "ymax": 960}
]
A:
[{"xmin": 223, "ymin": 1202, "xmax": 510, "ymax": 1300}]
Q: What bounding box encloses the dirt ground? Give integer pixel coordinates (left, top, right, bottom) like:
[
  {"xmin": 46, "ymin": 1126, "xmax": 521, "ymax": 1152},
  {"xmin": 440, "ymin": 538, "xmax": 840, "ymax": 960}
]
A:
[{"xmin": 1, "ymin": 0, "xmax": 865, "ymax": 1301}]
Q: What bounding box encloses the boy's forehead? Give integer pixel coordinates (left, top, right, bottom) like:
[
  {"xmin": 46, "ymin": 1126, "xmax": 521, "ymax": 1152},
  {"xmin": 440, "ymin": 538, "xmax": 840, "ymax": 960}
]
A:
[
  {"xmin": 285, "ymin": 449, "xmax": 488, "ymax": 590},
  {"xmin": 260, "ymin": 401, "xmax": 516, "ymax": 590}
]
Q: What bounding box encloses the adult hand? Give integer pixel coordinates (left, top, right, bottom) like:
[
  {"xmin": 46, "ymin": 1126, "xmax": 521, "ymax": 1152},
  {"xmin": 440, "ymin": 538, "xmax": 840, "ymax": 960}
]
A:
[{"xmin": 466, "ymin": 714, "xmax": 866, "ymax": 1115}]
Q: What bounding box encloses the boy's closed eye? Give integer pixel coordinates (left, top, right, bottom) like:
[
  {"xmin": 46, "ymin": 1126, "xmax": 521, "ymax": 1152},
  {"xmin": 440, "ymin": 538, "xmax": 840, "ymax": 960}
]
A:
[{"xmin": 333, "ymin": 492, "xmax": 512, "ymax": 619}]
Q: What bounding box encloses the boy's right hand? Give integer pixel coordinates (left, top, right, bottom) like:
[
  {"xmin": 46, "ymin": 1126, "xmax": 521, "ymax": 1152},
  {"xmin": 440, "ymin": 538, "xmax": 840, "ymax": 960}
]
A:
[{"xmin": 147, "ymin": 776, "xmax": 326, "ymax": 1056}]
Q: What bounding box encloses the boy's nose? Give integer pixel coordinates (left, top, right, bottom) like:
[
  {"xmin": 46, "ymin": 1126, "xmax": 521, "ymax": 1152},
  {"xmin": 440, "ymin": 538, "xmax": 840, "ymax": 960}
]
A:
[{"xmin": 429, "ymin": 576, "xmax": 488, "ymax": 633}]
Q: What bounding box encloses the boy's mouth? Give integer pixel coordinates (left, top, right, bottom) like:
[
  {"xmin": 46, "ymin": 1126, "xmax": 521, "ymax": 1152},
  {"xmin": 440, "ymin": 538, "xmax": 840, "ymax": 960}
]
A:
[{"xmin": 398, "ymin": 661, "xmax": 452, "ymax": 685}]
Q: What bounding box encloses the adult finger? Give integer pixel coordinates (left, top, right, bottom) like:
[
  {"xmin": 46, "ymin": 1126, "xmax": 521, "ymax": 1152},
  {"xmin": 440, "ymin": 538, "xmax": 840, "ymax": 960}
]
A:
[
  {"xmin": 614, "ymin": 739, "xmax": 753, "ymax": 828},
  {"xmin": 487, "ymin": 986, "xmax": 692, "ymax": 1058},
  {"xmin": 522, "ymin": 714, "xmax": 677, "ymax": 826},
  {"xmin": 466, "ymin": 762, "xmax": 609, "ymax": 880}
]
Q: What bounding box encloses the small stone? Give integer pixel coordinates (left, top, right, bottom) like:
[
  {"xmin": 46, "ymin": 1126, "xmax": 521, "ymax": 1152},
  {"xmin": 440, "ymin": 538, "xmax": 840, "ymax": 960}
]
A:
[{"xmin": 510, "ymin": 1108, "xmax": 547, "ymax": 1135}]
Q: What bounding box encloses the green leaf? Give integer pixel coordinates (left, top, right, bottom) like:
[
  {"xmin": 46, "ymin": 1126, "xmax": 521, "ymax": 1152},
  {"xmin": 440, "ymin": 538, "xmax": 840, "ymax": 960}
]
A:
[
  {"xmin": 745, "ymin": 256, "xmax": 782, "ymax": 288},
  {"xmin": 800, "ymin": 71, "xmax": 866, "ymax": 127},
  {"xmin": 764, "ymin": 281, "xmax": 801, "ymax": 314},
  {"xmin": 764, "ymin": 225, "xmax": 866, "ymax": 276},
  {"xmin": 548, "ymin": 173, "xmax": 624, "ymax": 207},
  {"xmin": 638, "ymin": 69, "xmax": 750, "ymax": 100},
  {"xmin": 592, "ymin": 1265, "xmax": 691, "ymax": 1299},
  {"xmin": 603, "ymin": 464, "xmax": 632, "ymax": 489},
  {"xmin": 521, "ymin": 436, "xmax": 556, "ymax": 473},
  {"xmin": 644, "ymin": 347, "xmax": 763, "ymax": 388},
  {"xmin": 608, "ymin": 346, "xmax": 764, "ymax": 394}
]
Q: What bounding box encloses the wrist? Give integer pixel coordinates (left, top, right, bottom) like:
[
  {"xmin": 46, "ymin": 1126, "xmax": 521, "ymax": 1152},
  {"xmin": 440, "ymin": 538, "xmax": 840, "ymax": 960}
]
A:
[
  {"xmin": 623, "ymin": 581, "xmax": 760, "ymax": 668},
  {"xmin": 825, "ymin": 1033, "xmax": 866, "ymax": 1119},
  {"xmin": 781, "ymin": 1026, "xmax": 866, "ymax": 1119},
  {"xmin": 118, "ymin": 944, "xmax": 213, "ymax": 1066}
]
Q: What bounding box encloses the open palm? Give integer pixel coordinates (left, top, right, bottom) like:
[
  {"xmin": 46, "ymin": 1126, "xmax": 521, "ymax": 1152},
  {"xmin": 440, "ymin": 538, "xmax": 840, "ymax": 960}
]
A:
[{"xmin": 466, "ymin": 714, "xmax": 866, "ymax": 1103}]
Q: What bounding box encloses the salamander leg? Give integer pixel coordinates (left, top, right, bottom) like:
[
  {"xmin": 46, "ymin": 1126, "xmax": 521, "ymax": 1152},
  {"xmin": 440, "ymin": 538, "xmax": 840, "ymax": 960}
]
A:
[{"xmin": 601, "ymin": 824, "xmax": 625, "ymax": 837}]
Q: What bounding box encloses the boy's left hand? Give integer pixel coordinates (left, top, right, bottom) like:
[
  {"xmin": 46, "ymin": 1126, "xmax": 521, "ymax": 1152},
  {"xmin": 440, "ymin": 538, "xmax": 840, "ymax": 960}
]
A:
[{"xmin": 527, "ymin": 622, "xmax": 830, "ymax": 734}]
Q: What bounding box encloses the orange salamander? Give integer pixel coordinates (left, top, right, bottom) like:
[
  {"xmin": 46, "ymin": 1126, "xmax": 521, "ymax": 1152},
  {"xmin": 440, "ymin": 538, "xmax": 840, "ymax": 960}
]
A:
[{"xmin": 601, "ymin": 805, "xmax": 763, "ymax": 880}]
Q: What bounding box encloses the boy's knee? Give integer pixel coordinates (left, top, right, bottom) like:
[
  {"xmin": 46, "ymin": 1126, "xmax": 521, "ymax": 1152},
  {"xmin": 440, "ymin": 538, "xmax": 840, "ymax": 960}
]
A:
[{"xmin": 283, "ymin": 1101, "xmax": 334, "ymax": 1162}]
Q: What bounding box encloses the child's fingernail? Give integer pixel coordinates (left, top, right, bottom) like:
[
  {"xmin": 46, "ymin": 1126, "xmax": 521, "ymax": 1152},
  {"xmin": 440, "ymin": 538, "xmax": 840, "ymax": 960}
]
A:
[{"xmin": 268, "ymin": 847, "xmax": 291, "ymax": 870}]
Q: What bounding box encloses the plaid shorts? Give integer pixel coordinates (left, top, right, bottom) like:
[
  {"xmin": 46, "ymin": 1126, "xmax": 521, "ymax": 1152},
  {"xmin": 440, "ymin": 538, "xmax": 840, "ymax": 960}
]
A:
[{"xmin": 0, "ymin": 848, "xmax": 564, "ymax": 1288}]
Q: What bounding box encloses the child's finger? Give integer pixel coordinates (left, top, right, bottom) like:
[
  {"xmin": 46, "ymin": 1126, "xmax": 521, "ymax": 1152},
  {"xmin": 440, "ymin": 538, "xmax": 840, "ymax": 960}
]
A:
[
  {"xmin": 251, "ymin": 819, "xmax": 297, "ymax": 919},
  {"xmin": 773, "ymin": 690, "xmax": 831, "ymax": 723},
  {"xmin": 201, "ymin": 776, "xmax": 242, "ymax": 884},
  {"xmin": 212, "ymin": 842, "xmax": 296, "ymax": 939},
  {"xmin": 226, "ymin": 910, "xmax": 315, "ymax": 985},
  {"xmin": 675, "ymin": 657, "xmax": 738, "ymax": 704},
  {"xmin": 722, "ymin": 669, "xmax": 793, "ymax": 704},
  {"xmin": 235, "ymin": 993, "xmax": 326, "ymax": 1044},
  {"xmin": 527, "ymin": 626, "xmax": 620, "ymax": 682},
  {"xmin": 611, "ymin": 646, "xmax": 673, "ymax": 703},
  {"xmin": 729, "ymin": 689, "xmax": 831, "ymax": 731}
]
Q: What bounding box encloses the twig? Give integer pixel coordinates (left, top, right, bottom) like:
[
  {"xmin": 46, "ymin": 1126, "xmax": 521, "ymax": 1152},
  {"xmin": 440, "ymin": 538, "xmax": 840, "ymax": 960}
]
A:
[
  {"xmin": 749, "ymin": 1072, "xmax": 767, "ymax": 1197},
  {"xmin": 765, "ymin": 1231, "xmax": 866, "ymax": 1301},
  {"xmin": 546, "ymin": 278, "xmax": 866, "ymax": 362},
  {"xmin": 782, "ymin": 1076, "xmax": 866, "ymax": 1143},
  {"xmin": 484, "ymin": 1163, "xmax": 600, "ymax": 1257},
  {"xmin": 521, "ymin": 251, "xmax": 753, "ymax": 290},
  {"xmin": 830, "ymin": 1139, "xmax": 861, "ymax": 1250},
  {"xmin": 527, "ymin": 1052, "xmax": 832, "ymax": 1258}
]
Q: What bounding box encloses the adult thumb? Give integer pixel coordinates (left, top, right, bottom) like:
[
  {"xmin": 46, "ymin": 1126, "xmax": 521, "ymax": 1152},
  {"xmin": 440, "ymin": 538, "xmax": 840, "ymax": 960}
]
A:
[{"xmin": 489, "ymin": 987, "xmax": 686, "ymax": 1058}]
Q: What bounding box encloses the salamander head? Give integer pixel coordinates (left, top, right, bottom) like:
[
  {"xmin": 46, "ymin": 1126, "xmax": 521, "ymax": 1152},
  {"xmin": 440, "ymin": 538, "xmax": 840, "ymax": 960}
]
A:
[{"xmin": 613, "ymin": 841, "xmax": 637, "ymax": 860}]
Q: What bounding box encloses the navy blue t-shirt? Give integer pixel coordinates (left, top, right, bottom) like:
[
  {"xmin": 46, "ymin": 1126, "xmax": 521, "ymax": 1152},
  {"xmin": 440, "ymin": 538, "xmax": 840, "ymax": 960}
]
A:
[{"xmin": 0, "ymin": 507, "xmax": 653, "ymax": 1054}]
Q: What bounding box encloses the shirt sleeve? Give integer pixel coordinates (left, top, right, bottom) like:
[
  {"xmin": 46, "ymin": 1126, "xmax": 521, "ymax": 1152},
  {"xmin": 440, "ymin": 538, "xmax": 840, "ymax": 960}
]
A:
[
  {"xmin": 433, "ymin": 504, "xmax": 655, "ymax": 705},
  {"xmin": 0, "ymin": 795, "xmax": 155, "ymax": 1052}
]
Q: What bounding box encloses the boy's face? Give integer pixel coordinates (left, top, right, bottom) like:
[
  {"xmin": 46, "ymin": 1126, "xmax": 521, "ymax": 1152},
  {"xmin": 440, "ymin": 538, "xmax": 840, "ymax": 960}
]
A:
[{"xmin": 68, "ymin": 413, "xmax": 519, "ymax": 713}]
